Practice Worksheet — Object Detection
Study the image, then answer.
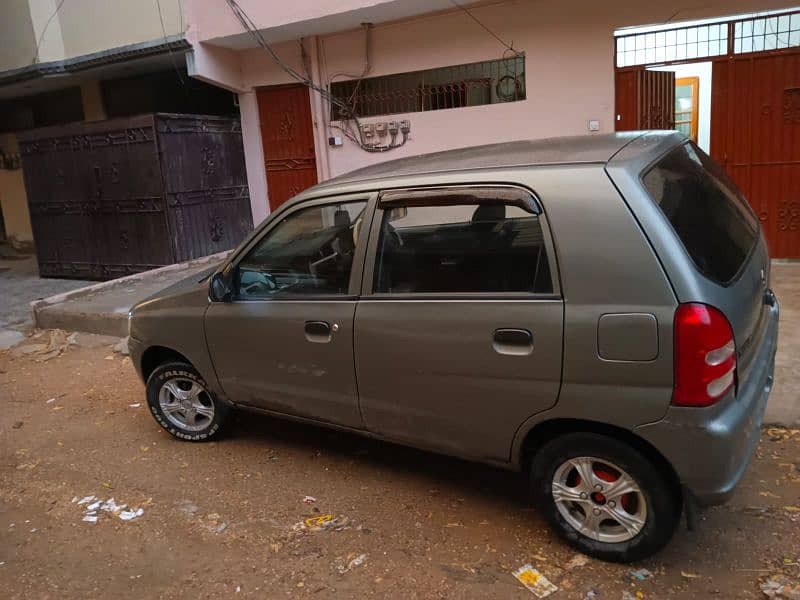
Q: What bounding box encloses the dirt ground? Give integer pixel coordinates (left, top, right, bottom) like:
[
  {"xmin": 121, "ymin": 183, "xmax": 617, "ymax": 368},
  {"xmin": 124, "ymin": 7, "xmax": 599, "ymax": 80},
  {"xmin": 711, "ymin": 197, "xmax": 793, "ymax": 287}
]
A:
[{"xmin": 1, "ymin": 334, "xmax": 799, "ymax": 600}]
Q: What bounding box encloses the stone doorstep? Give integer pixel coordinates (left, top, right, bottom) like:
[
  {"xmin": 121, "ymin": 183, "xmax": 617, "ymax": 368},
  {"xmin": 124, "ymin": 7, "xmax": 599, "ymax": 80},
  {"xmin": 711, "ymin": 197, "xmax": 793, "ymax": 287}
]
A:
[{"xmin": 29, "ymin": 251, "xmax": 230, "ymax": 337}]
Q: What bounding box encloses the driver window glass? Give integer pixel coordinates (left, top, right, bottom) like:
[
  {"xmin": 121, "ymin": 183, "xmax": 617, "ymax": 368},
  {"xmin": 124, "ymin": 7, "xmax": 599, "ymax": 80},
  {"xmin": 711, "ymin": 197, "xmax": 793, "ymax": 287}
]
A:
[{"xmin": 236, "ymin": 201, "xmax": 367, "ymax": 299}]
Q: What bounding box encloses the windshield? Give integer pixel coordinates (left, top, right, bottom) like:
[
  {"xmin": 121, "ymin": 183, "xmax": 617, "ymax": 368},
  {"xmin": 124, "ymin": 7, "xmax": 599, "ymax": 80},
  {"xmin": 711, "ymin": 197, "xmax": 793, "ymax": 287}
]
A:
[{"xmin": 642, "ymin": 142, "xmax": 759, "ymax": 285}]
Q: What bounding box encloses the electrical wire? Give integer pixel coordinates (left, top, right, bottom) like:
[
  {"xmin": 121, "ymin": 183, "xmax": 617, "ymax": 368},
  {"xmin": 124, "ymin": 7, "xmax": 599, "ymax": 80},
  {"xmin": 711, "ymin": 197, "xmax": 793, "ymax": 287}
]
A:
[
  {"xmin": 155, "ymin": 0, "xmax": 186, "ymax": 86},
  {"xmin": 31, "ymin": 0, "xmax": 66, "ymax": 64},
  {"xmin": 448, "ymin": 0, "xmax": 521, "ymax": 56},
  {"xmin": 224, "ymin": 0, "xmax": 407, "ymax": 153}
]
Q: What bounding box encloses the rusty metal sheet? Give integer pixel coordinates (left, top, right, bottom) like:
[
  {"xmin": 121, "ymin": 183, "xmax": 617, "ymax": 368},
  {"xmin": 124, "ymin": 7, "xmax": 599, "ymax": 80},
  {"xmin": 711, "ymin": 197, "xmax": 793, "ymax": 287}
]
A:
[{"xmin": 18, "ymin": 113, "xmax": 252, "ymax": 280}]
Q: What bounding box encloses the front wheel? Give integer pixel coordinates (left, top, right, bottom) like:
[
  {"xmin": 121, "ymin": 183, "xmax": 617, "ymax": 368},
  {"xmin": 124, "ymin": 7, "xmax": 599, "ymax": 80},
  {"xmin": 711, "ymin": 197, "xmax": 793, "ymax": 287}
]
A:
[
  {"xmin": 530, "ymin": 433, "xmax": 681, "ymax": 562},
  {"xmin": 145, "ymin": 362, "xmax": 229, "ymax": 442}
]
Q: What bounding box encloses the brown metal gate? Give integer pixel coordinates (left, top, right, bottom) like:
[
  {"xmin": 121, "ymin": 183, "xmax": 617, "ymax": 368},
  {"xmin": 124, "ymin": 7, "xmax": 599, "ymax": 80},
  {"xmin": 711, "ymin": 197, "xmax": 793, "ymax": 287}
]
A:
[
  {"xmin": 711, "ymin": 50, "xmax": 800, "ymax": 258},
  {"xmin": 615, "ymin": 70, "xmax": 675, "ymax": 131},
  {"xmin": 18, "ymin": 114, "xmax": 253, "ymax": 280},
  {"xmin": 257, "ymin": 84, "xmax": 318, "ymax": 212}
]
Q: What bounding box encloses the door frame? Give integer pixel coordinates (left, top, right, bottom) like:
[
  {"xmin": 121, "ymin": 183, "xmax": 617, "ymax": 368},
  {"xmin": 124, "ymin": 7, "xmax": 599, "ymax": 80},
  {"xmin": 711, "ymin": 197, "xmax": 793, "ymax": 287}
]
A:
[
  {"xmin": 217, "ymin": 191, "xmax": 379, "ymax": 301},
  {"xmin": 256, "ymin": 83, "xmax": 321, "ymax": 213},
  {"xmin": 358, "ymin": 183, "xmax": 562, "ymax": 300}
]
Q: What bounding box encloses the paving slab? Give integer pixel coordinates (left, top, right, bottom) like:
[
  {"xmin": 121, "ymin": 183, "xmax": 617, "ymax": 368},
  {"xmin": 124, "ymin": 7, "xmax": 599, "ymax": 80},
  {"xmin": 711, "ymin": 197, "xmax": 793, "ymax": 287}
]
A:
[
  {"xmin": 765, "ymin": 261, "xmax": 800, "ymax": 426},
  {"xmin": 0, "ymin": 254, "xmax": 92, "ymax": 349},
  {"xmin": 31, "ymin": 252, "xmax": 228, "ymax": 337}
]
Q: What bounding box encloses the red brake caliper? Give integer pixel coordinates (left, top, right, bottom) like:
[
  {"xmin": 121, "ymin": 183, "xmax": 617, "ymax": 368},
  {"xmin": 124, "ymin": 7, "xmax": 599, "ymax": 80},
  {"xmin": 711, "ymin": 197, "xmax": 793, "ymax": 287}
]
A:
[{"xmin": 575, "ymin": 466, "xmax": 633, "ymax": 511}]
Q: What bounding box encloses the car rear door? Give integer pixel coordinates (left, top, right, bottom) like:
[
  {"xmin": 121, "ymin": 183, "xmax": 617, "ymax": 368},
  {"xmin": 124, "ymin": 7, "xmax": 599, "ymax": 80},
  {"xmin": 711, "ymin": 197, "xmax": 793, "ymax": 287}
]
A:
[
  {"xmin": 204, "ymin": 193, "xmax": 375, "ymax": 428},
  {"xmin": 353, "ymin": 185, "xmax": 563, "ymax": 461}
]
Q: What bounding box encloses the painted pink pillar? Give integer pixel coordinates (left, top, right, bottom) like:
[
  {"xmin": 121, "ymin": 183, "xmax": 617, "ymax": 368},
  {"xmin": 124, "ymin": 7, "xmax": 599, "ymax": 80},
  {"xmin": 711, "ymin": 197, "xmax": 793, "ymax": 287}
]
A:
[{"xmin": 237, "ymin": 91, "xmax": 270, "ymax": 225}]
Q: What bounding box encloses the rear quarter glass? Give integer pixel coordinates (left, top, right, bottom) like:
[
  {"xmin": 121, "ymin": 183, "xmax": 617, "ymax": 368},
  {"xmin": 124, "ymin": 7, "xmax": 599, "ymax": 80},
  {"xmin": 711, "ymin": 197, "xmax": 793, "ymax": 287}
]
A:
[{"xmin": 641, "ymin": 142, "xmax": 759, "ymax": 286}]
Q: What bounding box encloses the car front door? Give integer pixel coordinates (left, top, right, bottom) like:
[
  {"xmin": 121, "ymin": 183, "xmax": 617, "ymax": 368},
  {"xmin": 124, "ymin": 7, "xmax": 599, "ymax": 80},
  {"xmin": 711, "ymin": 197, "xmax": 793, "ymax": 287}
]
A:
[
  {"xmin": 354, "ymin": 186, "xmax": 563, "ymax": 461},
  {"xmin": 204, "ymin": 194, "xmax": 374, "ymax": 428}
]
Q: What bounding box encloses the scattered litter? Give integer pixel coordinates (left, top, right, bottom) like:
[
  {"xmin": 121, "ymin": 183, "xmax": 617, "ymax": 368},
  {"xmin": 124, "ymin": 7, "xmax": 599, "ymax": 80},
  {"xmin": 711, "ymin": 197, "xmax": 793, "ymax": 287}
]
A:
[
  {"xmin": 12, "ymin": 421, "xmax": 23, "ymax": 429},
  {"xmin": 336, "ymin": 553, "xmax": 367, "ymax": 574},
  {"xmin": 760, "ymin": 491, "xmax": 780, "ymax": 498},
  {"xmin": 303, "ymin": 496, "xmax": 316, "ymax": 504},
  {"xmin": 584, "ymin": 589, "xmax": 600, "ymax": 599},
  {"xmin": 101, "ymin": 482, "xmax": 113, "ymax": 490},
  {"xmin": 30, "ymin": 528, "xmax": 37, "ymax": 533},
  {"xmin": 760, "ymin": 575, "xmax": 800, "ymax": 599},
  {"xmin": 216, "ymin": 522, "xmax": 228, "ymax": 533},
  {"xmin": 785, "ymin": 506, "xmax": 800, "ymax": 513},
  {"xmin": 681, "ymin": 571, "xmax": 701, "ymax": 579},
  {"xmin": 236, "ymin": 586, "xmax": 241, "ymax": 593},
  {"xmin": 178, "ymin": 500, "xmax": 198, "ymax": 516},
  {"xmin": 46, "ymin": 398, "xmax": 55, "ymax": 404},
  {"xmin": 119, "ymin": 508, "xmax": 144, "ymax": 521},
  {"xmin": 74, "ymin": 494, "xmax": 142, "ymax": 523},
  {"xmin": 295, "ymin": 514, "xmax": 351, "ymax": 532},
  {"xmin": 129, "ymin": 403, "xmax": 141, "ymax": 408},
  {"xmin": 512, "ymin": 564, "xmax": 558, "ymax": 598},
  {"xmin": 565, "ymin": 554, "xmax": 590, "ymax": 570},
  {"xmin": 628, "ymin": 568, "xmax": 653, "ymax": 581},
  {"xmin": 0, "ymin": 562, "xmax": 5, "ymax": 566}
]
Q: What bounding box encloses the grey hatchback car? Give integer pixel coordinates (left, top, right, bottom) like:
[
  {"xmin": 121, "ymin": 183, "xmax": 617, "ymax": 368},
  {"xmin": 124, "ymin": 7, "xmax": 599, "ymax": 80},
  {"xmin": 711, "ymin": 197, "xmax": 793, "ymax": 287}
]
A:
[{"xmin": 128, "ymin": 131, "xmax": 779, "ymax": 562}]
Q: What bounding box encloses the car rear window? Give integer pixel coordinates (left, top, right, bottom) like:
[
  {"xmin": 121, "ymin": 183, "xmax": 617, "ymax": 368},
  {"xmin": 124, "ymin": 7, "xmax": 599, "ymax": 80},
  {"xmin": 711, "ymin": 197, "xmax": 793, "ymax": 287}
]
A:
[{"xmin": 642, "ymin": 142, "xmax": 758, "ymax": 285}]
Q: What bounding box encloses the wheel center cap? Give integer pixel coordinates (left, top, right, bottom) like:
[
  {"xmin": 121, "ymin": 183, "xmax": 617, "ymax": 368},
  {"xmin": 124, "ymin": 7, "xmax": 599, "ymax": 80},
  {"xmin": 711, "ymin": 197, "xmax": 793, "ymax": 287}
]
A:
[{"xmin": 181, "ymin": 398, "xmax": 193, "ymax": 410}]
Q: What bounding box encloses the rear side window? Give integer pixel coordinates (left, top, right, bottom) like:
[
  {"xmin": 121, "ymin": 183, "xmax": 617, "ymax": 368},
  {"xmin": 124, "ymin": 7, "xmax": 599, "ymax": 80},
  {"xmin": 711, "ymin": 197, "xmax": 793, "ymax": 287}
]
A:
[
  {"xmin": 373, "ymin": 188, "xmax": 553, "ymax": 294},
  {"xmin": 642, "ymin": 143, "xmax": 758, "ymax": 285}
]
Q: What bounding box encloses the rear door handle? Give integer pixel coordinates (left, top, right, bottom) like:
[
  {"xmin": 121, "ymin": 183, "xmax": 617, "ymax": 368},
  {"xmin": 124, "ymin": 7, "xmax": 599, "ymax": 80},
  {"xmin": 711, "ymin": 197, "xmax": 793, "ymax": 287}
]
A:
[
  {"xmin": 304, "ymin": 320, "xmax": 331, "ymax": 343},
  {"xmin": 493, "ymin": 328, "xmax": 533, "ymax": 356}
]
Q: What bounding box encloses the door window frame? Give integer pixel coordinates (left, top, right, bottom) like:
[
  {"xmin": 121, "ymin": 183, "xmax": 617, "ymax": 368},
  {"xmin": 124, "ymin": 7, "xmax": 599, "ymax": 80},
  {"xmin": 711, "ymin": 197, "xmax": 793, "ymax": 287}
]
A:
[
  {"xmin": 221, "ymin": 192, "xmax": 378, "ymax": 302},
  {"xmin": 360, "ymin": 184, "xmax": 561, "ymax": 299}
]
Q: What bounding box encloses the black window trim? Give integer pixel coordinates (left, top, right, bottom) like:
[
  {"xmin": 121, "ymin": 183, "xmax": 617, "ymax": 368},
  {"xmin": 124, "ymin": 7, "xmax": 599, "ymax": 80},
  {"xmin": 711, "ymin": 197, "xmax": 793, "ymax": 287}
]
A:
[
  {"xmin": 360, "ymin": 184, "xmax": 561, "ymax": 299},
  {"xmin": 228, "ymin": 193, "xmax": 378, "ymax": 302}
]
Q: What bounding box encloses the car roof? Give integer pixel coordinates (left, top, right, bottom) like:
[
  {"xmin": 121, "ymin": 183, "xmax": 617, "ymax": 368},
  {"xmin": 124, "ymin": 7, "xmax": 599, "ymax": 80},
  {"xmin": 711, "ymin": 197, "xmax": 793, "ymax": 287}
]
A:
[{"xmin": 288, "ymin": 130, "xmax": 685, "ymax": 205}]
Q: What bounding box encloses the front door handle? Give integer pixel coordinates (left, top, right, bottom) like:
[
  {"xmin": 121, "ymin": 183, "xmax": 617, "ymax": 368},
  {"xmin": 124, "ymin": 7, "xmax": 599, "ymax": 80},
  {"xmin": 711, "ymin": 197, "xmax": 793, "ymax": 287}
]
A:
[
  {"xmin": 493, "ymin": 328, "xmax": 533, "ymax": 356},
  {"xmin": 304, "ymin": 320, "xmax": 331, "ymax": 343}
]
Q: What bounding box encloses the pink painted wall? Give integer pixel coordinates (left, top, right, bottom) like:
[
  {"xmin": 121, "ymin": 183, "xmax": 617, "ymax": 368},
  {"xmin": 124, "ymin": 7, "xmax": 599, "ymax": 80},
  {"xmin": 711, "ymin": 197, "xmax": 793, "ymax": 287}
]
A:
[{"xmin": 186, "ymin": 0, "xmax": 798, "ymax": 217}]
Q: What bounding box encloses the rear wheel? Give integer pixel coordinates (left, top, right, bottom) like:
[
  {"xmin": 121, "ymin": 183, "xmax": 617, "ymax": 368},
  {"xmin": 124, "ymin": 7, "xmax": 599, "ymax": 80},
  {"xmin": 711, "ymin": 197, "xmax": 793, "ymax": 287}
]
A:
[
  {"xmin": 530, "ymin": 433, "xmax": 680, "ymax": 562},
  {"xmin": 145, "ymin": 362, "xmax": 229, "ymax": 441}
]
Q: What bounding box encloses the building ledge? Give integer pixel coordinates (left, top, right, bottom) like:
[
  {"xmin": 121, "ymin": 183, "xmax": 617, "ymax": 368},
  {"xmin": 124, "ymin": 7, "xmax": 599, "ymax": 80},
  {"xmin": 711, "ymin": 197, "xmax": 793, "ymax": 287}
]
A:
[{"xmin": 0, "ymin": 35, "xmax": 190, "ymax": 88}]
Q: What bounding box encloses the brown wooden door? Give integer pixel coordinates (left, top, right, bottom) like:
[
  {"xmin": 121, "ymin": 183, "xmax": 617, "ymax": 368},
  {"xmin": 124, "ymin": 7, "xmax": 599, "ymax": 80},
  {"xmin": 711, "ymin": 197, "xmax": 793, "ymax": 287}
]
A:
[
  {"xmin": 711, "ymin": 50, "xmax": 800, "ymax": 258},
  {"xmin": 257, "ymin": 84, "xmax": 318, "ymax": 212},
  {"xmin": 615, "ymin": 69, "xmax": 675, "ymax": 131}
]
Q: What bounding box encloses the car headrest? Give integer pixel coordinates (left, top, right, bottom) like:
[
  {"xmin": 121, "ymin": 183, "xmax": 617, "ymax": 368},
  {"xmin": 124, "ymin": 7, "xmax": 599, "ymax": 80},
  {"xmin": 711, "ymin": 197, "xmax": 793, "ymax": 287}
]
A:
[
  {"xmin": 471, "ymin": 204, "xmax": 505, "ymax": 224},
  {"xmin": 334, "ymin": 209, "xmax": 351, "ymax": 228}
]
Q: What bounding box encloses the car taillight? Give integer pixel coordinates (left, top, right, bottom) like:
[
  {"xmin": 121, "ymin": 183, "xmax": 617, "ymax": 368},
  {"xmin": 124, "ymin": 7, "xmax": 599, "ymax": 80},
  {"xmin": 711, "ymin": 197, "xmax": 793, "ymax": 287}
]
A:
[{"xmin": 672, "ymin": 303, "xmax": 736, "ymax": 407}]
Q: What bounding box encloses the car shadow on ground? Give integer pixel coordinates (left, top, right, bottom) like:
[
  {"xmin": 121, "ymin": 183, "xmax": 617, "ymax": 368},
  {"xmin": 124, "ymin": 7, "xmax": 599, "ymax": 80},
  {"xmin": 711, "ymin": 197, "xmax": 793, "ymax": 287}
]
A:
[{"xmin": 227, "ymin": 408, "xmax": 532, "ymax": 511}]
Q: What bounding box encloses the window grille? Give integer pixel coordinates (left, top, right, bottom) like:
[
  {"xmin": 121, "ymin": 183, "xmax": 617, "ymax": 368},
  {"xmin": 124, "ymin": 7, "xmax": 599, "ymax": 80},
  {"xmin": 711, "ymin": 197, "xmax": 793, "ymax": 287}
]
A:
[
  {"xmin": 329, "ymin": 56, "xmax": 525, "ymax": 120},
  {"xmin": 734, "ymin": 13, "xmax": 800, "ymax": 54},
  {"xmin": 616, "ymin": 23, "xmax": 728, "ymax": 67}
]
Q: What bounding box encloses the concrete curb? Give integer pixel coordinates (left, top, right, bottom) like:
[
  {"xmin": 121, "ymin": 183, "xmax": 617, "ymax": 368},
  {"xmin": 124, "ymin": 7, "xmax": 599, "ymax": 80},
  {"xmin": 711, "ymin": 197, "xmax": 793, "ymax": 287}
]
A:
[{"xmin": 30, "ymin": 251, "xmax": 230, "ymax": 336}]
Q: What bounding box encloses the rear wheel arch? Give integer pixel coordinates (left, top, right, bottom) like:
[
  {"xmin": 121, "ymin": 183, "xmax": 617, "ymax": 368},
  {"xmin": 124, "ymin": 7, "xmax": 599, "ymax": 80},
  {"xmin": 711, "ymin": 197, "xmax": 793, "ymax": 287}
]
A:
[{"xmin": 518, "ymin": 418, "xmax": 682, "ymax": 504}]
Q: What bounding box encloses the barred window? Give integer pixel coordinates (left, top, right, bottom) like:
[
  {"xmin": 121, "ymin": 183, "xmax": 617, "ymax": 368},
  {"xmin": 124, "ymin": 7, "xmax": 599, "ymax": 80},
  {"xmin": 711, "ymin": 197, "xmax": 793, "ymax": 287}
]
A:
[
  {"xmin": 616, "ymin": 23, "xmax": 728, "ymax": 67},
  {"xmin": 734, "ymin": 13, "xmax": 800, "ymax": 54},
  {"xmin": 330, "ymin": 56, "xmax": 525, "ymax": 120}
]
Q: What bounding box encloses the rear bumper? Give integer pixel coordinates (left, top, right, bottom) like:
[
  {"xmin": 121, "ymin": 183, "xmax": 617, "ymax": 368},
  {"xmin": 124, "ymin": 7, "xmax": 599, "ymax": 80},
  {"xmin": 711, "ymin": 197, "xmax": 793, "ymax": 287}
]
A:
[{"xmin": 635, "ymin": 299, "xmax": 779, "ymax": 506}]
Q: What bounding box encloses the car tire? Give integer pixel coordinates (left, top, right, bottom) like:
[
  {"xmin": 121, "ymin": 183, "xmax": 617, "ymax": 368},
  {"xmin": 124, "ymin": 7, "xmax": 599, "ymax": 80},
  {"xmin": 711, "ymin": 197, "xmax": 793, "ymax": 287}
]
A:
[
  {"xmin": 530, "ymin": 432, "xmax": 681, "ymax": 562},
  {"xmin": 145, "ymin": 362, "xmax": 229, "ymax": 442}
]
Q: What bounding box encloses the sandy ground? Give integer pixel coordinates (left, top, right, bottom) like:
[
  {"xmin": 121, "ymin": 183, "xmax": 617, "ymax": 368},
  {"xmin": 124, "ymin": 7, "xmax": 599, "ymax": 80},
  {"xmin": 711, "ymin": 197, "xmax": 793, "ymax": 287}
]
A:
[{"xmin": 1, "ymin": 335, "xmax": 799, "ymax": 599}]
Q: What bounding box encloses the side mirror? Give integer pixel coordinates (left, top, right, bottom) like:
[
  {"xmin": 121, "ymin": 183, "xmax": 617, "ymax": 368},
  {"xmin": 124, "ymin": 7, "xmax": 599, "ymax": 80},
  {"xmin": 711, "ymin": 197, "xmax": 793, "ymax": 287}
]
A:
[{"xmin": 209, "ymin": 271, "xmax": 233, "ymax": 302}]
